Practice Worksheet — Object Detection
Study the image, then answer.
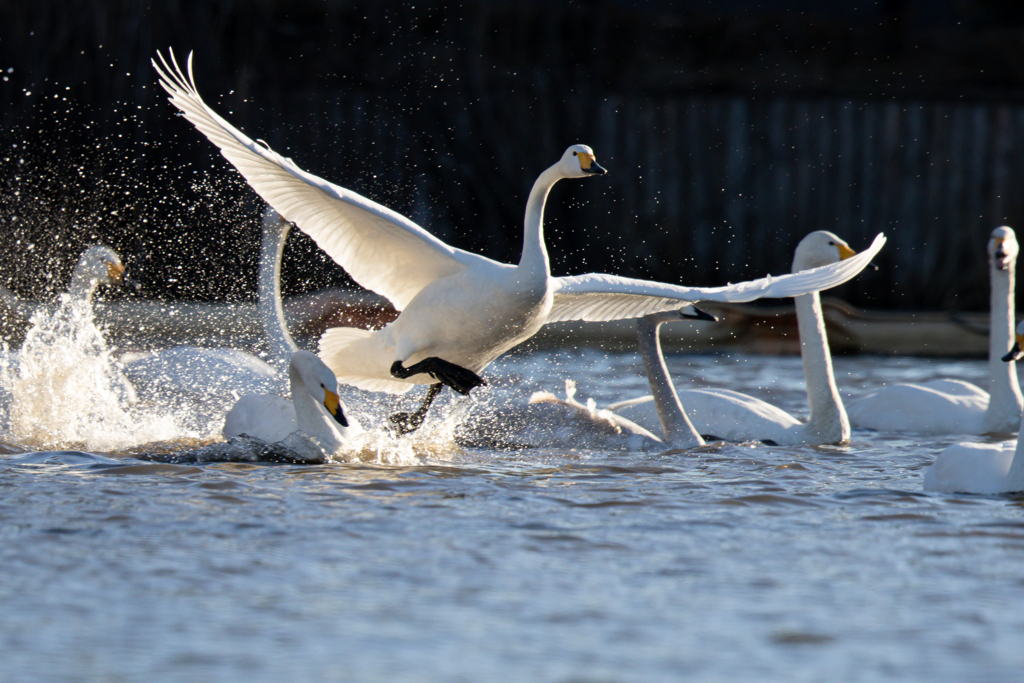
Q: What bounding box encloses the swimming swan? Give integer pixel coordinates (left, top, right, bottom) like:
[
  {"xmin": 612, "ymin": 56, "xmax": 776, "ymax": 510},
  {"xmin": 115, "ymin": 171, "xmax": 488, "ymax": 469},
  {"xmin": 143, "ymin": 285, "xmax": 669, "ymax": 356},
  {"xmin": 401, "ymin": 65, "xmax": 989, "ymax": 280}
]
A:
[
  {"xmin": 223, "ymin": 350, "xmax": 362, "ymax": 456},
  {"xmin": 924, "ymin": 321, "xmax": 1024, "ymax": 493},
  {"xmin": 613, "ymin": 231, "xmax": 871, "ymax": 446},
  {"xmin": 848, "ymin": 226, "xmax": 1022, "ymax": 435},
  {"xmin": 153, "ymin": 50, "xmax": 884, "ymax": 433},
  {"xmin": 120, "ymin": 207, "xmax": 297, "ymax": 403}
]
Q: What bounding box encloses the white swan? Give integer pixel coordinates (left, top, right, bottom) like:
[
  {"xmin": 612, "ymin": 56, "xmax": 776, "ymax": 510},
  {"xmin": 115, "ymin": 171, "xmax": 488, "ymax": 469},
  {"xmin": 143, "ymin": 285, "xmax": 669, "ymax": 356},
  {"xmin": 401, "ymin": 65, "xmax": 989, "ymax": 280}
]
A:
[
  {"xmin": 223, "ymin": 350, "xmax": 362, "ymax": 456},
  {"xmin": 120, "ymin": 207, "xmax": 297, "ymax": 404},
  {"xmin": 924, "ymin": 320, "xmax": 1024, "ymax": 493},
  {"xmin": 1, "ymin": 245, "xmax": 138, "ymax": 406},
  {"xmin": 153, "ymin": 50, "xmax": 884, "ymax": 433},
  {"xmin": 613, "ymin": 231, "xmax": 870, "ymax": 446},
  {"xmin": 847, "ymin": 226, "xmax": 1022, "ymax": 434}
]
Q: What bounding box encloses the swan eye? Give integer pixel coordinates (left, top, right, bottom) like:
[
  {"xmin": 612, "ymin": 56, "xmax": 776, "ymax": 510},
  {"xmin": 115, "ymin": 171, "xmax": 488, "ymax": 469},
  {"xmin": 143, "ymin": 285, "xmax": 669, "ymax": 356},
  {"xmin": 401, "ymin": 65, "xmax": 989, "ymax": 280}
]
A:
[
  {"xmin": 572, "ymin": 151, "xmax": 577, "ymax": 156},
  {"xmin": 320, "ymin": 383, "xmax": 325, "ymax": 388}
]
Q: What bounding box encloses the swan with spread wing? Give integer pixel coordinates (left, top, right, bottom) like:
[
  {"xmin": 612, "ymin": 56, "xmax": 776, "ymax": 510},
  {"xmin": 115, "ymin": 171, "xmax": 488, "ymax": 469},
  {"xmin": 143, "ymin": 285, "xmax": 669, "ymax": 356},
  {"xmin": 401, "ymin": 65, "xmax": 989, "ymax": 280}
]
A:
[{"xmin": 153, "ymin": 50, "xmax": 885, "ymax": 433}]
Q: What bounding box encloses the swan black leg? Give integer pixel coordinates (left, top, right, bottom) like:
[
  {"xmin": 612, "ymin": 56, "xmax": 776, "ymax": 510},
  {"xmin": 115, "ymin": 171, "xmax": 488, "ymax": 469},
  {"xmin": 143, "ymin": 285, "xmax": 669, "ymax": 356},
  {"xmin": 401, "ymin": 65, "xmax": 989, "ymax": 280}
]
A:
[
  {"xmin": 390, "ymin": 358, "xmax": 487, "ymax": 396},
  {"xmin": 388, "ymin": 383, "xmax": 444, "ymax": 436}
]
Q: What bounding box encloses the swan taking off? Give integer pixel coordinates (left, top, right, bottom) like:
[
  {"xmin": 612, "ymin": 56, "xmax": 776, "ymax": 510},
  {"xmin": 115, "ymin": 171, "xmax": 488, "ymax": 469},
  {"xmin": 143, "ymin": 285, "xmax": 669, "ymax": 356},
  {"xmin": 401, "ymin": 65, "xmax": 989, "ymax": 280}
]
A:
[
  {"xmin": 223, "ymin": 350, "xmax": 362, "ymax": 458},
  {"xmin": 923, "ymin": 320, "xmax": 1024, "ymax": 494},
  {"xmin": 153, "ymin": 50, "xmax": 884, "ymax": 433},
  {"xmin": 848, "ymin": 226, "xmax": 1023, "ymax": 435},
  {"xmin": 613, "ymin": 231, "xmax": 869, "ymax": 446}
]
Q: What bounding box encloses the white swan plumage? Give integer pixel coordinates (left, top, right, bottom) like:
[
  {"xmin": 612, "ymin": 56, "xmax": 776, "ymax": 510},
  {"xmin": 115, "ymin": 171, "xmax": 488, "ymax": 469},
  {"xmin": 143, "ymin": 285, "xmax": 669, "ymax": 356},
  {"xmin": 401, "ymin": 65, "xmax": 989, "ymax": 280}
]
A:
[
  {"xmin": 924, "ymin": 320, "xmax": 1024, "ymax": 493},
  {"xmin": 224, "ymin": 350, "xmax": 362, "ymax": 456},
  {"xmin": 848, "ymin": 226, "xmax": 1022, "ymax": 434},
  {"xmin": 153, "ymin": 50, "xmax": 884, "ymax": 431},
  {"xmin": 613, "ymin": 231, "xmax": 870, "ymax": 446}
]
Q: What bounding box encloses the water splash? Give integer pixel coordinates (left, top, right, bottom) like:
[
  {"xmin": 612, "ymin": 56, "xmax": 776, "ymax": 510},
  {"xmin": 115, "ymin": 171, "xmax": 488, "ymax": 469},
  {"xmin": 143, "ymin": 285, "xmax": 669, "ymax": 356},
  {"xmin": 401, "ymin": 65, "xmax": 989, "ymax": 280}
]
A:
[{"xmin": 0, "ymin": 294, "xmax": 192, "ymax": 451}]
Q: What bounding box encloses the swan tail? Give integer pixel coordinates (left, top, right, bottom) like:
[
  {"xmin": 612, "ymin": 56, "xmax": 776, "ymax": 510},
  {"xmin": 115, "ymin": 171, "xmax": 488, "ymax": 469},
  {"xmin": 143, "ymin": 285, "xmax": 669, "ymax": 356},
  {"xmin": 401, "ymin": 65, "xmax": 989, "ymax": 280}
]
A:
[{"xmin": 318, "ymin": 326, "xmax": 414, "ymax": 395}]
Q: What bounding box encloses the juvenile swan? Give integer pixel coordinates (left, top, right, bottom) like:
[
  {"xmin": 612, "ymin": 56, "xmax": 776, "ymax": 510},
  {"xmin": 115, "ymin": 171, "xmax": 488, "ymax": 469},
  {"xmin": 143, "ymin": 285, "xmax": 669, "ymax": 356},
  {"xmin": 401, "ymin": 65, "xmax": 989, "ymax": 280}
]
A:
[
  {"xmin": 154, "ymin": 50, "xmax": 884, "ymax": 433},
  {"xmin": 614, "ymin": 231, "xmax": 873, "ymax": 446},
  {"xmin": 924, "ymin": 320, "xmax": 1024, "ymax": 494},
  {"xmin": 848, "ymin": 226, "xmax": 1022, "ymax": 434}
]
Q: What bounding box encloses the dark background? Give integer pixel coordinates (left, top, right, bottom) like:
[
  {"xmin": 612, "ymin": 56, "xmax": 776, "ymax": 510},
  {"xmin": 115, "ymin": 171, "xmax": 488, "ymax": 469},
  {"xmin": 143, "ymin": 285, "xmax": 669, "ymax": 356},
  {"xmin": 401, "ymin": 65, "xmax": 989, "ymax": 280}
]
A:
[{"xmin": 2, "ymin": 0, "xmax": 1024, "ymax": 310}]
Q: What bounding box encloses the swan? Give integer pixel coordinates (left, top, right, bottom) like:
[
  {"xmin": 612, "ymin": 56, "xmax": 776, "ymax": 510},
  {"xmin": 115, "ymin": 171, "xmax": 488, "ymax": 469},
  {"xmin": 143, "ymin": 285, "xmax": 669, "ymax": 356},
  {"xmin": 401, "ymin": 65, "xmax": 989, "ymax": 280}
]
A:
[
  {"xmin": 153, "ymin": 50, "xmax": 884, "ymax": 434},
  {"xmin": 223, "ymin": 350, "xmax": 362, "ymax": 457},
  {"xmin": 923, "ymin": 320, "xmax": 1024, "ymax": 493},
  {"xmin": 847, "ymin": 226, "xmax": 1022, "ymax": 435},
  {"xmin": 1, "ymin": 245, "xmax": 138, "ymax": 405},
  {"xmin": 120, "ymin": 207, "xmax": 297, "ymax": 405},
  {"xmin": 456, "ymin": 305, "xmax": 717, "ymax": 451},
  {"xmin": 613, "ymin": 231, "xmax": 872, "ymax": 446}
]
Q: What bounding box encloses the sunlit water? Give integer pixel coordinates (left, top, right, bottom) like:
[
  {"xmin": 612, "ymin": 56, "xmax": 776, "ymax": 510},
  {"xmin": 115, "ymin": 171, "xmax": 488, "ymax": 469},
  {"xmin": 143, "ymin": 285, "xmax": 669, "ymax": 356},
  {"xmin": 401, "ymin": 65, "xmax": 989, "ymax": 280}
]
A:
[{"xmin": 2, "ymin": 334, "xmax": 1023, "ymax": 681}]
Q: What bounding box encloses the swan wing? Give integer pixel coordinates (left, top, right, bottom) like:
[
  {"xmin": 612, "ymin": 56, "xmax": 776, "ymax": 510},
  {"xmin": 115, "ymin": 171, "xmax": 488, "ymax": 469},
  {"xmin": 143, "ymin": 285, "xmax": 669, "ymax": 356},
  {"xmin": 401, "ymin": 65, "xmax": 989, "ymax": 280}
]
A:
[
  {"xmin": 153, "ymin": 50, "xmax": 486, "ymax": 311},
  {"xmin": 547, "ymin": 233, "xmax": 886, "ymax": 323}
]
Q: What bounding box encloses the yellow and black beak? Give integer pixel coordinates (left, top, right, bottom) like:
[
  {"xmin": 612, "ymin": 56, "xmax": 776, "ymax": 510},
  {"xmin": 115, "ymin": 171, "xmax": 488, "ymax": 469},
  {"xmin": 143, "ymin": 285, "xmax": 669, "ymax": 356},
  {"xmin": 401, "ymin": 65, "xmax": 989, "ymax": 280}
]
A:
[
  {"xmin": 1003, "ymin": 334, "xmax": 1024, "ymax": 362},
  {"xmin": 107, "ymin": 261, "xmax": 125, "ymax": 284},
  {"xmin": 323, "ymin": 389, "xmax": 349, "ymax": 427},
  {"xmin": 679, "ymin": 306, "xmax": 718, "ymax": 323},
  {"xmin": 994, "ymin": 238, "xmax": 1009, "ymax": 271},
  {"xmin": 837, "ymin": 244, "xmax": 857, "ymax": 260},
  {"xmin": 577, "ymin": 152, "xmax": 607, "ymax": 176}
]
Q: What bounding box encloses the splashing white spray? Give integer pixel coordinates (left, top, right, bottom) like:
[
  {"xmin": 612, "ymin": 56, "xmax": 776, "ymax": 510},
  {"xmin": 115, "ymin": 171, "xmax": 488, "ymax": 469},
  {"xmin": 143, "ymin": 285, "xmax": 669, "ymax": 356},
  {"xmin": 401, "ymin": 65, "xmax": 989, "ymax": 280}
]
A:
[{"xmin": 0, "ymin": 295, "xmax": 192, "ymax": 451}]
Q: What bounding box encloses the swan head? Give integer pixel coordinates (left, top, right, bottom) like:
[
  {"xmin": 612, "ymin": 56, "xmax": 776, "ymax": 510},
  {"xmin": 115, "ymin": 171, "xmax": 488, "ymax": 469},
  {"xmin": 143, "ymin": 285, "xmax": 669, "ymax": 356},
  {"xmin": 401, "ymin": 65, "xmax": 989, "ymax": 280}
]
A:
[
  {"xmin": 989, "ymin": 226, "xmax": 1018, "ymax": 271},
  {"xmin": 558, "ymin": 144, "xmax": 607, "ymax": 179},
  {"xmin": 291, "ymin": 350, "xmax": 349, "ymax": 427},
  {"xmin": 791, "ymin": 231, "xmax": 857, "ymax": 273},
  {"xmin": 69, "ymin": 245, "xmax": 139, "ymax": 297},
  {"xmin": 1003, "ymin": 320, "xmax": 1024, "ymax": 363}
]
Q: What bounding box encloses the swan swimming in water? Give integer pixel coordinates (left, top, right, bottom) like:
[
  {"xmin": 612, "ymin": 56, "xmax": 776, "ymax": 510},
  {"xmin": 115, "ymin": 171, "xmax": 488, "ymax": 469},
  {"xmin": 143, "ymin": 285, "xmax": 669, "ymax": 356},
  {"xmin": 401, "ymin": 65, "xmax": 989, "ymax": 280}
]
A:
[
  {"xmin": 223, "ymin": 350, "xmax": 362, "ymax": 457},
  {"xmin": 847, "ymin": 226, "xmax": 1022, "ymax": 435},
  {"xmin": 153, "ymin": 50, "xmax": 884, "ymax": 434},
  {"xmin": 120, "ymin": 207, "xmax": 297, "ymax": 407},
  {"xmin": 924, "ymin": 320, "xmax": 1024, "ymax": 494},
  {"xmin": 613, "ymin": 231, "xmax": 874, "ymax": 446}
]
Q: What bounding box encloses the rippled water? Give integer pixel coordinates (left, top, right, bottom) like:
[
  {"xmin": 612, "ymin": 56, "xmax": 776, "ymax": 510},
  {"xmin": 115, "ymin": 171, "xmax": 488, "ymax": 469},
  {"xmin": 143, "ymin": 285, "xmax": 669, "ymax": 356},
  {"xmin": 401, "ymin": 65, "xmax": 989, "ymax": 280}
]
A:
[{"xmin": 2, "ymin": 347, "xmax": 1024, "ymax": 682}]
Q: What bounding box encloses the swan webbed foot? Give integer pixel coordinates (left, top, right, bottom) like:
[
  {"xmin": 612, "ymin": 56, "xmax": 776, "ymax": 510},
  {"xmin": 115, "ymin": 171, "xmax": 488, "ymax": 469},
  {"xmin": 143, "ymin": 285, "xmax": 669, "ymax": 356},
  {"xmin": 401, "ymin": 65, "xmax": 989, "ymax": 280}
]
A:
[
  {"xmin": 387, "ymin": 383, "xmax": 444, "ymax": 436},
  {"xmin": 390, "ymin": 358, "xmax": 487, "ymax": 396}
]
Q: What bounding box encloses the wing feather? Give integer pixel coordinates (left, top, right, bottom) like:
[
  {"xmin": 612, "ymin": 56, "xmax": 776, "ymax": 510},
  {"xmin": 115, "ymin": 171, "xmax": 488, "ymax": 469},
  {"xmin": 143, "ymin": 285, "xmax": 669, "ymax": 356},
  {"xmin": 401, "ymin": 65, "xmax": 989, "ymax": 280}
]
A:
[
  {"xmin": 547, "ymin": 234, "xmax": 886, "ymax": 323},
  {"xmin": 152, "ymin": 50, "xmax": 492, "ymax": 311}
]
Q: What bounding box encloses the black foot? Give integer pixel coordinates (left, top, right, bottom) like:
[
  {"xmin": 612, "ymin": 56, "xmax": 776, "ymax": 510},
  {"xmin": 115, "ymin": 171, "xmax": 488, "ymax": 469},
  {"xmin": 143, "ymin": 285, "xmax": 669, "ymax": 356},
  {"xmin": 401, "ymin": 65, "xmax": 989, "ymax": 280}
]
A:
[
  {"xmin": 388, "ymin": 411, "xmax": 425, "ymax": 436},
  {"xmin": 390, "ymin": 358, "xmax": 487, "ymax": 396},
  {"xmin": 386, "ymin": 383, "xmax": 444, "ymax": 436}
]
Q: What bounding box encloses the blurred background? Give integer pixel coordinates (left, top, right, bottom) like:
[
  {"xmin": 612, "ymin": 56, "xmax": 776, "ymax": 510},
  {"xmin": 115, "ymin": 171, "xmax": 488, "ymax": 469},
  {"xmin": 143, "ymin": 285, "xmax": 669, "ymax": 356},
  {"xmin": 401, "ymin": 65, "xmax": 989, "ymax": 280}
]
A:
[{"xmin": 1, "ymin": 0, "xmax": 1023, "ymax": 315}]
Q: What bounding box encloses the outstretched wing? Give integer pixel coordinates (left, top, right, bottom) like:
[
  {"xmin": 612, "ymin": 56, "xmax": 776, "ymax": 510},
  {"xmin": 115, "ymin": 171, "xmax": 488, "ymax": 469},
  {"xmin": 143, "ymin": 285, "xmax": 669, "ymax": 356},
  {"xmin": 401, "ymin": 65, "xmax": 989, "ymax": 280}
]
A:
[
  {"xmin": 547, "ymin": 233, "xmax": 886, "ymax": 323},
  {"xmin": 153, "ymin": 50, "xmax": 491, "ymax": 311}
]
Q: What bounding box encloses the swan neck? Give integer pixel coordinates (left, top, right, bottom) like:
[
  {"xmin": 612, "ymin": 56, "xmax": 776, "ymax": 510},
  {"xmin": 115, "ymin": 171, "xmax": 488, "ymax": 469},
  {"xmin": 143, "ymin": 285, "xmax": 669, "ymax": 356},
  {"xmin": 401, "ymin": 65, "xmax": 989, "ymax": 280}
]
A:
[
  {"xmin": 517, "ymin": 165, "xmax": 559, "ymax": 276},
  {"xmin": 260, "ymin": 218, "xmax": 299, "ymax": 370},
  {"xmin": 794, "ymin": 292, "xmax": 850, "ymax": 443},
  {"xmin": 637, "ymin": 318, "xmax": 704, "ymax": 447},
  {"xmin": 982, "ymin": 262, "xmax": 1022, "ymax": 432},
  {"xmin": 289, "ymin": 364, "xmax": 343, "ymax": 455},
  {"xmin": 67, "ymin": 272, "xmax": 97, "ymax": 307}
]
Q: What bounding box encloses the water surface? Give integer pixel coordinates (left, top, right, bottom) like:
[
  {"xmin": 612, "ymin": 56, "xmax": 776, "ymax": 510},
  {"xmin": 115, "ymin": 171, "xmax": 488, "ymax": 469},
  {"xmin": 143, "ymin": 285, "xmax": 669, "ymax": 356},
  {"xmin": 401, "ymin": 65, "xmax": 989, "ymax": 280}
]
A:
[{"xmin": 1, "ymin": 350, "xmax": 1022, "ymax": 682}]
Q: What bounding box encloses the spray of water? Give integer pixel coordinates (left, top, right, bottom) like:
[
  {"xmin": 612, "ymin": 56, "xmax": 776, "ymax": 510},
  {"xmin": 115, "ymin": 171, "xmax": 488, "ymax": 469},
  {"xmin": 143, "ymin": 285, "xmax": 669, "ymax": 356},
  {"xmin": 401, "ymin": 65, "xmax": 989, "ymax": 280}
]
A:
[{"xmin": 0, "ymin": 294, "xmax": 193, "ymax": 451}]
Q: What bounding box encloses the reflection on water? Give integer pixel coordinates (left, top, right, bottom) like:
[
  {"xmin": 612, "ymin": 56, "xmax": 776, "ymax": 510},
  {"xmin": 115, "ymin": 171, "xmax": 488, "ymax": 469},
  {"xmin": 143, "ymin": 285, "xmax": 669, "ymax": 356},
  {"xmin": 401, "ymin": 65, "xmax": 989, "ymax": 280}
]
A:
[{"xmin": 2, "ymin": 348, "xmax": 1024, "ymax": 681}]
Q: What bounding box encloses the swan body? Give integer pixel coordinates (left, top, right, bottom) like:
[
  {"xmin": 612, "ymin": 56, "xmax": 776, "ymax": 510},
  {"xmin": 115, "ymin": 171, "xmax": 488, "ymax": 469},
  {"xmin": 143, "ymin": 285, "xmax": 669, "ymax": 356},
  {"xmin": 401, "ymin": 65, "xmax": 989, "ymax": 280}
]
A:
[
  {"xmin": 456, "ymin": 380, "xmax": 662, "ymax": 451},
  {"xmin": 224, "ymin": 350, "xmax": 362, "ymax": 456},
  {"xmin": 924, "ymin": 320, "xmax": 1024, "ymax": 493},
  {"xmin": 121, "ymin": 207, "xmax": 298, "ymax": 403},
  {"xmin": 614, "ymin": 231, "xmax": 868, "ymax": 446},
  {"xmin": 154, "ymin": 50, "xmax": 884, "ymax": 416},
  {"xmin": 849, "ymin": 226, "xmax": 1022, "ymax": 435}
]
